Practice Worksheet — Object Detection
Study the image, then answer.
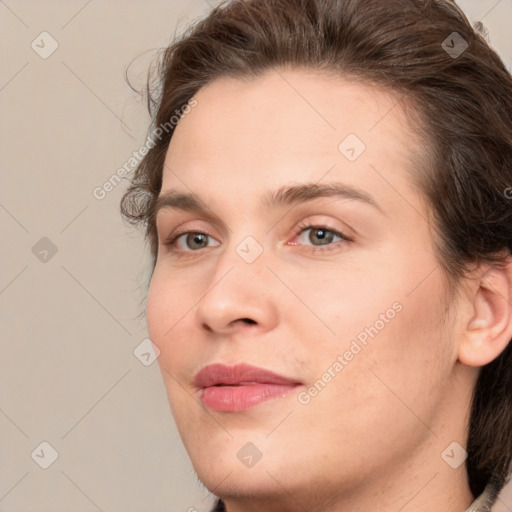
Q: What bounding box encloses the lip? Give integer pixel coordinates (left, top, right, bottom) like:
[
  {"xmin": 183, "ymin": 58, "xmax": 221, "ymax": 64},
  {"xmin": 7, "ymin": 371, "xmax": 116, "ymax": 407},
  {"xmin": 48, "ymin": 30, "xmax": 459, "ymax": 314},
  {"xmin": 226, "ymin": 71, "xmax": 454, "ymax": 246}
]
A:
[{"xmin": 194, "ymin": 363, "xmax": 302, "ymax": 412}]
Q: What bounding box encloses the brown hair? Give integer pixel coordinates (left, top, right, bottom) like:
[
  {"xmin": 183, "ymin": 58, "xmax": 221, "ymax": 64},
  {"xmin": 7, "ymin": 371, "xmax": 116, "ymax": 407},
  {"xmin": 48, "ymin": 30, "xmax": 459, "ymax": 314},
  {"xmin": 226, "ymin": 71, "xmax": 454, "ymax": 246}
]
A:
[{"xmin": 120, "ymin": 0, "xmax": 512, "ymax": 498}]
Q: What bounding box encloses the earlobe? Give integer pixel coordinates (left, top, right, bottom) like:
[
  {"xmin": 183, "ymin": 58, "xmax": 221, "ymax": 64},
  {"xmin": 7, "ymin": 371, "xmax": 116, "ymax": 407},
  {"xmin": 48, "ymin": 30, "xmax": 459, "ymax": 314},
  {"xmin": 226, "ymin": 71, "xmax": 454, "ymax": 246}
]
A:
[{"xmin": 458, "ymin": 256, "xmax": 512, "ymax": 368}]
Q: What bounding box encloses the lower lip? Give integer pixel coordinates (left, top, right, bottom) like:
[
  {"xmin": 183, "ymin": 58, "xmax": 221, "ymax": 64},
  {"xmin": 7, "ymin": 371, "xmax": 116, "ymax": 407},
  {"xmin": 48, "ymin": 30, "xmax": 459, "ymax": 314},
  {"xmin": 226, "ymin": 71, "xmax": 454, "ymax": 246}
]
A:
[{"xmin": 200, "ymin": 383, "xmax": 299, "ymax": 412}]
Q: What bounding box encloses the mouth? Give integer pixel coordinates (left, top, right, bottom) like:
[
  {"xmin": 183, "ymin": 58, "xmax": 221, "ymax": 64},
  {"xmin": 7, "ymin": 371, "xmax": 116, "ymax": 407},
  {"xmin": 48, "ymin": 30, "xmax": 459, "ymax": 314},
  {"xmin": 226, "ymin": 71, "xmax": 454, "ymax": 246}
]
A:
[{"xmin": 194, "ymin": 363, "xmax": 302, "ymax": 412}]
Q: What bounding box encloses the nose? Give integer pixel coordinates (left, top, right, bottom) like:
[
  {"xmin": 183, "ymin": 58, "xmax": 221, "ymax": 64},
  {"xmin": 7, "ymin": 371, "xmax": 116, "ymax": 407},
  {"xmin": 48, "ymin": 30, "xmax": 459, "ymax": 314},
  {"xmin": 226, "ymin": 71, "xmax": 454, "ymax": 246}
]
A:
[{"xmin": 195, "ymin": 242, "xmax": 279, "ymax": 336}]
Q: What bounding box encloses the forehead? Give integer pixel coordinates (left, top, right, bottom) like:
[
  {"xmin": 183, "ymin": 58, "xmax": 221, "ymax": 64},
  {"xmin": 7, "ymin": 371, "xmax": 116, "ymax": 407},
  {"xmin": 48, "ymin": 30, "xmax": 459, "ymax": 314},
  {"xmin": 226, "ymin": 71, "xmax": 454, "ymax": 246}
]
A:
[{"xmin": 162, "ymin": 68, "xmax": 426, "ymax": 217}]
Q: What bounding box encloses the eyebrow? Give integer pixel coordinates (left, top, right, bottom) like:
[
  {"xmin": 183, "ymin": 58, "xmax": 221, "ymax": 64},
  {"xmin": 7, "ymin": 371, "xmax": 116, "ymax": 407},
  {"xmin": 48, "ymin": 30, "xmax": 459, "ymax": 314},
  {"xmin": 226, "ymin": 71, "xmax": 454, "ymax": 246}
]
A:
[{"xmin": 154, "ymin": 181, "xmax": 385, "ymax": 222}]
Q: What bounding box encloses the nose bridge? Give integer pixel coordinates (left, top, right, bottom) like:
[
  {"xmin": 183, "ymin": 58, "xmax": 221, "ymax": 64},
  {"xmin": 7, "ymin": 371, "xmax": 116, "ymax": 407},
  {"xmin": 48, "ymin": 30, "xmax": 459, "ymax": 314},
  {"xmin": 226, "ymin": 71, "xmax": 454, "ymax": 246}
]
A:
[
  {"xmin": 210, "ymin": 213, "xmax": 268, "ymax": 272},
  {"xmin": 210, "ymin": 231, "xmax": 268, "ymax": 296},
  {"xmin": 195, "ymin": 229, "xmax": 275, "ymax": 333}
]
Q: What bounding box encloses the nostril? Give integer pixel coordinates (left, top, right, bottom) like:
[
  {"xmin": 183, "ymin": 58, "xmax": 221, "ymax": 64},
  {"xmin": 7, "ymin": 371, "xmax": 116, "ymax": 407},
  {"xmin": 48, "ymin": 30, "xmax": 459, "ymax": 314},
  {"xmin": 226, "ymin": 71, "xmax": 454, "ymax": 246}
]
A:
[
  {"xmin": 202, "ymin": 323, "xmax": 214, "ymax": 333},
  {"xmin": 241, "ymin": 318, "xmax": 257, "ymax": 325}
]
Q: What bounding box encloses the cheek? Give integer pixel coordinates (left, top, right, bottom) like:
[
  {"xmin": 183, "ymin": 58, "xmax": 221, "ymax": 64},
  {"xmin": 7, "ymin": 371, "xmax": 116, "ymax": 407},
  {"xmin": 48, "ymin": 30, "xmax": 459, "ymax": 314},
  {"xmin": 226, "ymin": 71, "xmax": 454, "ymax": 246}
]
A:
[
  {"xmin": 146, "ymin": 266, "xmax": 213, "ymax": 387},
  {"xmin": 146, "ymin": 271, "xmax": 168, "ymax": 349},
  {"xmin": 282, "ymin": 259, "xmax": 403, "ymax": 352},
  {"xmin": 316, "ymin": 270, "xmax": 451, "ymax": 430},
  {"xmin": 297, "ymin": 247, "xmax": 451, "ymax": 388},
  {"xmin": 146, "ymin": 273, "xmax": 197, "ymax": 418},
  {"xmin": 146, "ymin": 269, "xmax": 189, "ymax": 358}
]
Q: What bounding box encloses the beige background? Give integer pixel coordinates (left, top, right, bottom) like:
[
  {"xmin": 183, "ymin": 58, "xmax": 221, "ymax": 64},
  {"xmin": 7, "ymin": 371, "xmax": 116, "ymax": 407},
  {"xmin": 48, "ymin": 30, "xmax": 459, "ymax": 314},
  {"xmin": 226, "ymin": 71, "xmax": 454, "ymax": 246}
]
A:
[{"xmin": 1, "ymin": 1, "xmax": 511, "ymax": 511}]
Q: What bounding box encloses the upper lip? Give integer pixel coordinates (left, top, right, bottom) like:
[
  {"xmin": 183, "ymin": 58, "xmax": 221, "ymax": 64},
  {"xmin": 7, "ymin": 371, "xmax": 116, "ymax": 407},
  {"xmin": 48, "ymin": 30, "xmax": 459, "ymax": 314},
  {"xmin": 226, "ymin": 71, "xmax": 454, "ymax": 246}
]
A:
[{"xmin": 194, "ymin": 363, "xmax": 301, "ymax": 388}]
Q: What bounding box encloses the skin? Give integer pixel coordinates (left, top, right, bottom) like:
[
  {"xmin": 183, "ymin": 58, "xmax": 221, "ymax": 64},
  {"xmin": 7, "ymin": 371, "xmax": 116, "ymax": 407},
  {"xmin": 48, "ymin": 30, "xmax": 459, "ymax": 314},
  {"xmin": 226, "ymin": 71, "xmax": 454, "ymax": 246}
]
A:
[{"xmin": 146, "ymin": 68, "xmax": 512, "ymax": 512}]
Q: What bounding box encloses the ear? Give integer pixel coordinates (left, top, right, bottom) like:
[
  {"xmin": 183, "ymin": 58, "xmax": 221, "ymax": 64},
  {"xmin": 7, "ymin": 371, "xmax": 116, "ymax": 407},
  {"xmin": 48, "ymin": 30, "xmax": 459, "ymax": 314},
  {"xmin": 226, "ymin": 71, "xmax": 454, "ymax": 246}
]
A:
[{"xmin": 458, "ymin": 254, "xmax": 512, "ymax": 367}]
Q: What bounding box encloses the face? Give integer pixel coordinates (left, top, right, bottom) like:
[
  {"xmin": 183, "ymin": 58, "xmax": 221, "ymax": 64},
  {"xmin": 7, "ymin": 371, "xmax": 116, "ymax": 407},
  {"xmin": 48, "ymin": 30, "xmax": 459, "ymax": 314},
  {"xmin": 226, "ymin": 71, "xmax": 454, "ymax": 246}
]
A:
[{"xmin": 147, "ymin": 69, "xmax": 466, "ymax": 508}]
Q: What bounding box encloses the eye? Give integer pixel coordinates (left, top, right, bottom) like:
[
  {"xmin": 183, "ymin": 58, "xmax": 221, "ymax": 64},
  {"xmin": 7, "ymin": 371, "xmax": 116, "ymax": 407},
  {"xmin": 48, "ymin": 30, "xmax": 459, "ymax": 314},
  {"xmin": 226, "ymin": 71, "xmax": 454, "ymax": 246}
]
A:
[
  {"xmin": 298, "ymin": 227, "xmax": 341, "ymax": 246},
  {"xmin": 161, "ymin": 221, "xmax": 352, "ymax": 258},
  {"xmin": 290, "ymin": 220, "xmax": 352, "ymax": 252},
  {"xmin": 164, "ymin": 231, "xmax": 220, "ymax": 254}
]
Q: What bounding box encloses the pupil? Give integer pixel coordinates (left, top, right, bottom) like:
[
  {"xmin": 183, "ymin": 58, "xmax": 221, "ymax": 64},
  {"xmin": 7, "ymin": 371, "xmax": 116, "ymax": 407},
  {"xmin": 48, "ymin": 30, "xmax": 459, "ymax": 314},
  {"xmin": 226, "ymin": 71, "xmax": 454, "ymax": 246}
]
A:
[
  {"xmin": 313, "ymin": 228, "xmax": 332, "ymax": 245},
  {"xmin": 189, "ymin": 233, "xmax": 206, "ymax": 249}
]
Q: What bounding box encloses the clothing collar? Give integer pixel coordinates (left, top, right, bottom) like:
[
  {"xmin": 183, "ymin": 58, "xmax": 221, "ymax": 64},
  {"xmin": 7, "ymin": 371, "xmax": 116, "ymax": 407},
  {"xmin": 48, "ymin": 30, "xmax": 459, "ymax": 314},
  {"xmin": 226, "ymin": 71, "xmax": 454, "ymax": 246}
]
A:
[{"xmin": 465, "ymin": 482, "xmax": 500, "ymax": 512}]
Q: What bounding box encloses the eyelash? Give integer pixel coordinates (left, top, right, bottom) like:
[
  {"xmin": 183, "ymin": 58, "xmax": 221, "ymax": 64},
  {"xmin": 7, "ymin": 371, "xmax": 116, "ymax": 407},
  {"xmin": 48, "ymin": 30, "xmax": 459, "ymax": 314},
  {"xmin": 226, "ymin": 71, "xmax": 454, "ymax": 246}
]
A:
[{"xmin": 162, "ymin": 220, "xmax": 353, "ymax": 257}]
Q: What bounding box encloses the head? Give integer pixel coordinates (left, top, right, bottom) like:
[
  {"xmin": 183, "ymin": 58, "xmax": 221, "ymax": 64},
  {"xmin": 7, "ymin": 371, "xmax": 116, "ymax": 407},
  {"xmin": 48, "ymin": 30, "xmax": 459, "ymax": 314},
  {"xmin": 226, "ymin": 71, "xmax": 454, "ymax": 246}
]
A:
[{"xmin": 121, "ymin": 0, "xmax": 512, "ymax": 507}]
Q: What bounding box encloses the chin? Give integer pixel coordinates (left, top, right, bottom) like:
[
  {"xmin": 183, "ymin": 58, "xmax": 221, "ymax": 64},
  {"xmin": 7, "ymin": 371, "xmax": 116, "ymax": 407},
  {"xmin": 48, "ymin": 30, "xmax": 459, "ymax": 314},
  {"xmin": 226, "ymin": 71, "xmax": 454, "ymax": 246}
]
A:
[
  {"xmin": 197, "ymin": 466, "xmax": 291, "ymax": 502},
  {"xmin": 187, "ymin": 439, "xmax": 292, "ymax": 493}
]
